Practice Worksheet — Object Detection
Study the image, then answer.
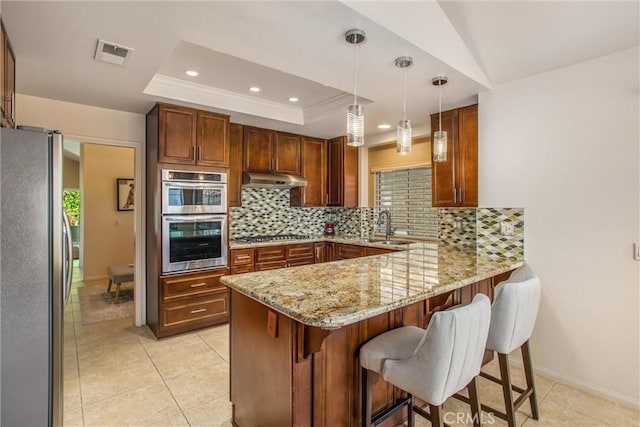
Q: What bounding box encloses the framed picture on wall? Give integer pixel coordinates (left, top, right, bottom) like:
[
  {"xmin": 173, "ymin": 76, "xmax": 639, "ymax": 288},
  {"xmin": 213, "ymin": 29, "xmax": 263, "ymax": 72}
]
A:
[{"xmin": 117, "ymin": 178, "xmax": 135, "ymax": 211}]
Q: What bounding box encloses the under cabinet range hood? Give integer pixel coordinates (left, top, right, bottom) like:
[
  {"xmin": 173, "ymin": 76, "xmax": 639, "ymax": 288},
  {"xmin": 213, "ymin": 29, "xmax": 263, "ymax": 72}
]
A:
[{"xmin": 242, "ymin": 172, "xmax": 308, "ymax": 188}]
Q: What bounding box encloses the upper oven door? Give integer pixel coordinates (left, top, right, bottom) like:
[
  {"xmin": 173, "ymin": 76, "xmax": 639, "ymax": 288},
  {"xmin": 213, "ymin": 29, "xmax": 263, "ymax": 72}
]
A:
[{"xmin": 162, "ymin": 181, "xmax": 227, "ymax": 214}]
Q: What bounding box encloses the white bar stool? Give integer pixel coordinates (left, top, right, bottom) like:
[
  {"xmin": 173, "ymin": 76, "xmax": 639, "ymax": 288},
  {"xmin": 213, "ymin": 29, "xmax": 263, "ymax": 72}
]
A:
[
  {"xmin": 460, "ymin": 265, "xmax": 541, "ymax": 427},
  {"xmin": 359, "ymin": 294, "xmax": 491, "ymax": 427}
]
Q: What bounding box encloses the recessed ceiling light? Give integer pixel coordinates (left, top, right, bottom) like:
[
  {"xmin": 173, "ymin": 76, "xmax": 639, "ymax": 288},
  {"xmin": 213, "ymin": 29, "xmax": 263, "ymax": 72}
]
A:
[
  {"xmin": 249, "ymin": 86, "xmax": 261, "ymax": 92},
  {"xmin": 288, "ymin": 97, "xmax": 299, "ymax": 102},
  {"xmin": 184, "ymin": 70, "xmax": 198, "ymax": 77},
  {"xmin": 378, "ymin": 124, "xmax": 391, "ymax": 129}
]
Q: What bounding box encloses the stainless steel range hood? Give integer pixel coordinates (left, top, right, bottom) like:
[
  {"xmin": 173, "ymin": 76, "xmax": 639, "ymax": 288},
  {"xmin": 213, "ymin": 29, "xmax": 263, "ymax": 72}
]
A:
[{"xmin": 242, "ymin": 172, "xmax": 308, "ymax": 188}]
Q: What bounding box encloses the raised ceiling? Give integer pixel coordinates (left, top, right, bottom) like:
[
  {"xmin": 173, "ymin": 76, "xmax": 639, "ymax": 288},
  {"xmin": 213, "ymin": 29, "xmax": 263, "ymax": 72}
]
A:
[{"xmin": 2, "ymin": 1, "xmax": 638, "ymax": 141}]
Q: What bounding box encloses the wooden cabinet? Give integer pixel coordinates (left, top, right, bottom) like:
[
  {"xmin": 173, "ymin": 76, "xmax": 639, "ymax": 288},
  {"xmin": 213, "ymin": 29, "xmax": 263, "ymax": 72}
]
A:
[
  {"xmin": 228, "ymin": 123, "xmax": 243, "ymax": 207},
  {"xmin": 286, "ymin": 243, "xmax": 314, "ymax": 267},
  {"xmin": 157, "ymin": 104, "xmax": 229, "ymax": 167},
  {"xmin": 291, "ymin": 137, "xmax": 327, "ymax": 207},
  {"xmin": 1, "ymin": 20, "xmax": 16, "ymax": 129},
  {"xmin": 430, "ymin": 104, "xmax": 478, "ymax": 207},
  {"xmin": 243, "ymin": 127, "xmax": 301, "ymax": 175},
  {"xmin": 364, "ymin": 247, "xmax": 395, "ymax": 256},
  {"xmin": 327, "ymin": 136, "xmax": 359, "ymax": 207},
  {"xmin": 335, "ymin": 243, "xmax": 365, "ymax": 260},
  {"xmin": 157, "ymin": 268, "xmax": 229, "ymax": 337},
  {"xmin": 230, "ymin": 247, "xmax": 255, "ymax": 275}
]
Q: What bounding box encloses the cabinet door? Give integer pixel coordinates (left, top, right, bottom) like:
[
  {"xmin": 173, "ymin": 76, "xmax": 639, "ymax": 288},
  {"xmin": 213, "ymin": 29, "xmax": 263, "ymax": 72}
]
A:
[
  {"xmin": 243, "ymin": 127, "xmax": 273, "ymax": 173},
  {"xmin": 335, "ymin": 243, "xmax": 364, "ymax": 260},
  {"xmin": 314, "ymin": 243, "xmax": 326, "ymax": 263},
  {"xmin": 197, "ymin": 111, "xmax": 229, "ymax": 167},
  {"xmin": 430, "ymin": 109, "xmax": 458, "ymax": 207},
  {"xmin": 159, "ymin": 105, "xmax": 197, "ymax": 164},
  {"xmin": 327, "ymin": 137, "xmax": 344, "ymax": 206},
  {"xmin": 0, "ymin": 25, "xmax": 5, "ymax": 124},
  {"xmin": 291, "ymin": 137, "xmax": 326, "ymax": 207},
  {"xmin": 325, "ymin": 243, "xmax": 335, "ymax": 262},
  {"xmin": 4, "ymin": 33, "xmax": 15, "ymax": 129},
  {"xmin": 274, "ymin": 132, "xmax": 301, "ymax": 175},
  {"xmin": 457, "ymin": 104, "xmax": 478, "ymax": 207},
  {"xmin": 255, "ymin": 245, "xmax": 286, "ymax": 262},
  {"xmin": 343, "ymin": 141, "xmax": 359, "ymax": 208},
  {"xmin": 228, "ymin": 123, "xmax": 243, "ymax": 207}
]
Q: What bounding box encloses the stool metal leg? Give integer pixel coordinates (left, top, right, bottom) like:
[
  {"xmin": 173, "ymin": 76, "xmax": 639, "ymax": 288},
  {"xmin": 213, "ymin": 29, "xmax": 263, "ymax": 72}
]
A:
[
  {"xmin": 522, "ymin": 341, "xmax": 539, "ymax": 420},
  {"xmin": 498, "ymin": 353, "xmax": 516, "ymax": 427},
  {"xmin": 468, "ymin": 377, "xmax": 481, "ymax": 427},
  {"xmin": 406, "ymin": 394, "xmax": 414, "ymax": 427}
]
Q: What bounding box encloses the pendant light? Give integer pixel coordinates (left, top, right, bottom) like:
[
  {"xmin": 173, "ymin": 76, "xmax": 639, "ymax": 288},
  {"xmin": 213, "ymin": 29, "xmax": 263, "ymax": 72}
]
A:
[
  {"xmin": 395, "ymin": 56, "xmax": 413, "ymax": 155},
  {"xmin": 345, "ymin": 29, "xmax": 366, "ymax": 147},
  {"xmin": 432, "ymin": 75, "xmax": 448, "ymax": 162}
]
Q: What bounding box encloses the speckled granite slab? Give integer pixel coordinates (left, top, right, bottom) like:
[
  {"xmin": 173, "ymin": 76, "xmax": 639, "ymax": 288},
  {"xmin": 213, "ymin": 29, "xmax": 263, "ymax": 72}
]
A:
[
  {"xmin": 228, "ymin": 235, "xmax": 430, "ymax": 250},
  {"xmin": 221, "ymin": 243, "xmax": 524, "ymax": 329}
]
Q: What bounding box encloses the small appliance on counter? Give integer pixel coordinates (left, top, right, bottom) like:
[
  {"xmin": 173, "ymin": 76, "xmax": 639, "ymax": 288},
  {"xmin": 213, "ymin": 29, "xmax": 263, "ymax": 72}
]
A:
[{"xmin": 325, "ymin": 213, "xmax": 336, "ymax": 236}]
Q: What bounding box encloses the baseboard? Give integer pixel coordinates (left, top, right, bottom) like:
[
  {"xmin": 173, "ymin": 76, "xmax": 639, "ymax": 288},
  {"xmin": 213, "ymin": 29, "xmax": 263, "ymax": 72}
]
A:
[{"xmin": 508, "ymin": 355, "xmax": 640, "ymax": 411}]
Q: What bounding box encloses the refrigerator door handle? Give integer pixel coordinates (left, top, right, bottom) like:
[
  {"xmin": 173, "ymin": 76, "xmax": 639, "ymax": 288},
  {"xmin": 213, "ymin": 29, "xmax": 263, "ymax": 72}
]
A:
[{"xmin": 62, "ymin": 211, "xmax": 73, "ymax": 306}]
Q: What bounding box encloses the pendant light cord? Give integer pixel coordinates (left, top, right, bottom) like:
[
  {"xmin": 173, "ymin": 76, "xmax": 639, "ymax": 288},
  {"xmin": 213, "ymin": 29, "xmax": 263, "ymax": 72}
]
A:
[
  {"xmin": 438, "ymin": 82, "xmax": 442, "ymax": 133},
  {"xmin": 353, "ymin": 42, "xmax": 358, "ymax": 105},
  {"xmin": 402, "ymin": 67, "xmax": 407, "ymax": 120}
]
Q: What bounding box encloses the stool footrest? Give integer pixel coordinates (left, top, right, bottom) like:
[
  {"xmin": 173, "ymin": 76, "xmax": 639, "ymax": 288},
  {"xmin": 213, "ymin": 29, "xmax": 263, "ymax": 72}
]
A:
[
  {"xmin": 479, "ymin": 370, "xmax": 525, "ymax": 393},
  {"xmin": 371, "ymin": 397, "xmax": 411, "ymax": 426}
]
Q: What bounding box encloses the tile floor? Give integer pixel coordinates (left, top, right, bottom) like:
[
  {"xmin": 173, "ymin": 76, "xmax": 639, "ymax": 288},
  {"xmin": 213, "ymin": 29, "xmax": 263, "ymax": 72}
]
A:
[{"xmin": 64, "ymin": 273, "xmax": 639, "ymax": 426}]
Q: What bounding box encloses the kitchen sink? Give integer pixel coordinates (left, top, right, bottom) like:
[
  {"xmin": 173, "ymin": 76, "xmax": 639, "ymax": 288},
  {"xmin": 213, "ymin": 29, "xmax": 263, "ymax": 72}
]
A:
[{"xmin": 367, "ymin": 239, "xmax": 413, "ymax": 245}]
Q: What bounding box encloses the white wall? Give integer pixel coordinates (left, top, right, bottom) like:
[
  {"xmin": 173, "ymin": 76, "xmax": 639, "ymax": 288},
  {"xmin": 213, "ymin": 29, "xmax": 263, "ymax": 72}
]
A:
[{"xmin": 478, "ymin": 47, "xmax": 639, "ymax": 407}]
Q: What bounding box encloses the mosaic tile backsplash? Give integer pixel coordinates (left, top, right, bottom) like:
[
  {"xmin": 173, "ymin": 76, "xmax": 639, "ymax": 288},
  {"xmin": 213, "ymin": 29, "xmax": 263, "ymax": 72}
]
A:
[{"xmin": 230, "ymin": 188, "xmax": 524, "ymax": 260}]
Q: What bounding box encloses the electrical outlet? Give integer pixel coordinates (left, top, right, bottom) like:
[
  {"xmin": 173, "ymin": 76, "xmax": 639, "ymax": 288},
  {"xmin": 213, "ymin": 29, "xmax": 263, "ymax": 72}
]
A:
[
  {"xmin": 499, "ymin": 221, "xmax": 514, "ymax": 236},
  {"xmin": 453, "ymin": 219, "xmax": 463, "ymax": 229}
]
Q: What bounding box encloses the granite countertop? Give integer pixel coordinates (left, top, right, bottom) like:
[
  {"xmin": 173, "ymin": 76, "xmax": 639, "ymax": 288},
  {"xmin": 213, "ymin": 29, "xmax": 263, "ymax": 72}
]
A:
[
  {"xmin": 220, "ymin": 243, "xmax": 525, "ymax": 329},
  {"xmin": 229, "ymin": 235, "xmax": 433, "ymax": 250}
]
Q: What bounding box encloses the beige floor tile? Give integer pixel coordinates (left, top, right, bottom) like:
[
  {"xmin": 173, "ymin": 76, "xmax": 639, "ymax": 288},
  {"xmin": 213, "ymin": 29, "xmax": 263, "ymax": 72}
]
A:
[
  {"xmin": 544, "ymin": 383, "xmax": 640, "ymax": 426},
  {"xmin": 139, "ymin": 331, "xmax": 202, "ymax": 359},
  {"xmin": 521, "ymin": 398, "xmax": 607, "ymax": 426},
  {"xmin": 79, "ymin": 357, "xmax": 164, "ymax": 404},
  {"xmin": 82, "ymin": 383, "xmax": 180, "ymax": 427},
  {"xmin": 166, "ymin": 362, "xmax": 229, "ymax": 411},
  {"xmin": 146, "ymin": 412, "xmax": 190, "ymax": 426},
  {"xmin": 63, "ymin": 406, "xmax": 84, "ymax": 427},
  {"xmin": 150, "ymin": 339, "xmax": 225, "ymax": 380},
  {"xmin": 78, "ymin": 339, "xmax": 150, "ymax": 371},
  {"xmin": 183, "ymin": 395, "xmax": 233, "ymax": 427},
  {"xmin": 199, "ymin": 331, "xmax": 229, "ymax": 362},
  {"xmin": 64, "ymin": 373, "xmax": 82, "ymax": 412}
]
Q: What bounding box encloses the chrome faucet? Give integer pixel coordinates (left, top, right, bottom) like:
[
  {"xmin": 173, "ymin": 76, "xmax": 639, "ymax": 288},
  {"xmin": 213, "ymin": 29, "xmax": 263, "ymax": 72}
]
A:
[{"xmin": 377, "ymin": 210, "xmax": 393, "ymax": 241}]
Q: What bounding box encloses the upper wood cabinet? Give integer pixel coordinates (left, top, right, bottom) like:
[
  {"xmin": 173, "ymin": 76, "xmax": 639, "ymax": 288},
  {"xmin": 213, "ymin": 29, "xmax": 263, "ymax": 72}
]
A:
[
  {"xmin": 430, "ymin": 104, "xmax": 478, "ymax": 207},
  {"xmin": 290, "ymin": 136, "xmax": 326, "ymax": 207},
  {"xmin": 243, "ymin": 127, "xmax": 301, "ymax": 175},
  {"xmin": 157, "ymin": 104, "xmax": 229, "ymax": 167},
  {"xmin": 327, "ymin": 136, "xmax": 359, "ymax": 207},
  {"xmin": 228, "ymin": 123, "xmax": 243, "ymax": 207},
  {"xmin": 1, "ymin": 20, "xmax": 16, "ymax": 129}
]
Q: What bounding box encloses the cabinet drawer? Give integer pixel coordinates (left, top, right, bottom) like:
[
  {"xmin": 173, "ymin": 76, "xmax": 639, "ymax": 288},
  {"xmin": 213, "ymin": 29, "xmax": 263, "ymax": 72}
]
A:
[
  {"xmin": 286, "ymin": 243, "xmax": 314, "ymax": 260},
  {"xmin": 255, "ymin": 260, "xmax": 287, "ymax": 271},
  {"xmin": 160, "ymin": 268, "xmax": 229, "ymax": 303},
  {"xmin": 231, "ymin": 264, "xmax": 255, "ymax": 275},
  {"xmin": 255, "ymin": 245, "xmax": 286, "ymax": 262},
  {"xmin": 160, "ymin": 293, "xmax": 228, "ymax": 331},
  {"xmin": 335, "ymin": 244, "xmax": 365, "ymax": 260},
  {"xmin": 287, "ymin": 258, "xmax": 314, "ymax": 267},
  {"xmin": 231, "ymin": 248, "xmax": 255, "ymax": 266}
]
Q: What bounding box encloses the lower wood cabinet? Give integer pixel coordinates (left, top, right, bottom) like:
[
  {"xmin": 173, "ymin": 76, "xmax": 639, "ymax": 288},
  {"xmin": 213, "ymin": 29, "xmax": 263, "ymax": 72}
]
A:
[
  {"xmin": 255, "ymin": 260, "xmax": 288, "ymax": 271},
  {"xmin": 335, "ymin": 243, "xmax": 365, "ymax": 260},
  {"xmin": 157, "ymin": 268, "xmax": 229, "ymax": 338},
  {"xmin": 364, "ymin": 247, "xmax": 395, "ymax": 256},
  {"xmin": 231, "ymin": 264, "xmax": 254, "ymax": 275}
]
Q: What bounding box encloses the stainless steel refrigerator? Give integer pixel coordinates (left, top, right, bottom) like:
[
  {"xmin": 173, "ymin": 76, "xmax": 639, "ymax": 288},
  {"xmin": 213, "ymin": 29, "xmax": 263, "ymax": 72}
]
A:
[{"xmin": 1, "ymin": 126, "xmax": 73, "ymax": 426}]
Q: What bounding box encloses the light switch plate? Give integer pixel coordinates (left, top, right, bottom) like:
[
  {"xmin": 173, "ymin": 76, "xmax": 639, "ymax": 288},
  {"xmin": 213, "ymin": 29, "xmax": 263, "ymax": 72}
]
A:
[
  {"xmin": 499, "ymin": 221, "xmax": 515, "ymax": 236},
  {"xmin": 634, "ymin": 243, "xmax": 640, "ymax": 261}
]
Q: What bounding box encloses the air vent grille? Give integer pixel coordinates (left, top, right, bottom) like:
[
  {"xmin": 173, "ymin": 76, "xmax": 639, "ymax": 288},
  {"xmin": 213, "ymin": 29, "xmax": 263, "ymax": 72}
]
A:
[{"xmin": 94, "ymin": 39, "xmax": 134, "ymax": 66}]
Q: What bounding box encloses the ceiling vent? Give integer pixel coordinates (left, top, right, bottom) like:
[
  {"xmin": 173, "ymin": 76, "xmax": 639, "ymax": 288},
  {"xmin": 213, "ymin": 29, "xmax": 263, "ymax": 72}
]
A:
[{"xmin": 94, "ymin": 39, "xmax": 134, "ymax": 66}]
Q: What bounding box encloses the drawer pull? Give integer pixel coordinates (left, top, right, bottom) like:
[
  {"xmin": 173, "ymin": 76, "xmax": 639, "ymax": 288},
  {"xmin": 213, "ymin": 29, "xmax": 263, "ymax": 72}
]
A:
[
  {"xmin": 190, "ymin": 308, "xmax": 207, "ymax": 314},
  {"xmin": 190, "ymin": 282, "xmax": 207, "ymax": 288}
]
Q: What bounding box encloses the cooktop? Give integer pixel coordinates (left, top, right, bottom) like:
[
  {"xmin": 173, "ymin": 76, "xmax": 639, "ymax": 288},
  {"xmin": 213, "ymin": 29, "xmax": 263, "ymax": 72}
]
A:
[{"xmin": 233, "ymin": 234, "xmax": 314, "ymax": 244}]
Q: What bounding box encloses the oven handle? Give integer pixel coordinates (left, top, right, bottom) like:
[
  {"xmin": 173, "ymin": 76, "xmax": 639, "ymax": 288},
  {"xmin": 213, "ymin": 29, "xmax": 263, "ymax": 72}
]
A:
[
  {"xmin": 162, "ymin": 214, "xmax": 227, "ymax": 223},
  {"xmin": 163, "ymin": 181, "xmax": 226, "ymax": 189}
]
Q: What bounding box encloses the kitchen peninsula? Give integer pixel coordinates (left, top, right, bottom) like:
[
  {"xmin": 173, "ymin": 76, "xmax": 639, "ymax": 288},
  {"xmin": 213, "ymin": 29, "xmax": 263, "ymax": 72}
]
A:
[{"xmin": 220, "ymin": 242, "xmax": 524, "ymax": 427}]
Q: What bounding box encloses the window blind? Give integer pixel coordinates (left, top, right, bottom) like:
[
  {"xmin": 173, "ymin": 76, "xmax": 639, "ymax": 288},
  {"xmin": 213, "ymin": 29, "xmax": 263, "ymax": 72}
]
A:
[{"xmin": 374, "ymin": 167, "xmax": 438, "ymax": 238}]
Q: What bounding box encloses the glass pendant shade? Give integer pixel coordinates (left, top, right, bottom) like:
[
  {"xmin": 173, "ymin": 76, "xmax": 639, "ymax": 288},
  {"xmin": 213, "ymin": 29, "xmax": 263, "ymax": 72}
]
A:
[
  {"xmin": 433, "ymin": 130, "xmax": 447, "ymax": 162},
  {"xmin": 347, "ymin": 103, "xmax": 364, "ymax": 147},
  {"xmin": 396, "ymin": 119, "xmax": 412, "ymax": 155}
]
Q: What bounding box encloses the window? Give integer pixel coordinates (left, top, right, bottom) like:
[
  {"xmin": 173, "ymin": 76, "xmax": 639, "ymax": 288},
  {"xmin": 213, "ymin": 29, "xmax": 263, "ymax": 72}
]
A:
[{"xmin": 374, "ymin": 167, "xmax": 438, "ymax": 238}]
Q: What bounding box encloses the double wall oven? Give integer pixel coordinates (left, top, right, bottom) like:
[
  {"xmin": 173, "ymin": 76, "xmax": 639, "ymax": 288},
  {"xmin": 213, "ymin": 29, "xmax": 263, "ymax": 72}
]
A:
[{"xmin": 161, "ymin": 169, "xmax": 228, "ymax": 274}]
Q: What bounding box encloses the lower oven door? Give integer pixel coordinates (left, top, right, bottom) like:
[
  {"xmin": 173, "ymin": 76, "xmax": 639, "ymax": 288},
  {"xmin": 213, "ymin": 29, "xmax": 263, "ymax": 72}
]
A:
[{"xmin": 162, "ymin": 214, "xmax": 228, "ymax": 274}]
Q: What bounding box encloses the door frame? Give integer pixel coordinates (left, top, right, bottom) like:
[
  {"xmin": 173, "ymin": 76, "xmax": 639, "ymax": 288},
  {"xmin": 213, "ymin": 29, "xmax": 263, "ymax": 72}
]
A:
[{"xmin": 71, "ymin": 134, "xmax": 146, "ymax": 327}]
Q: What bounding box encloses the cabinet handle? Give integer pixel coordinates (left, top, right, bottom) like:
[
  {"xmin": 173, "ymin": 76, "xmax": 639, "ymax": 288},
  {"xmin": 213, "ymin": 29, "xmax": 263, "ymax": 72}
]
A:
[
  {"xmin": 190, "ymin": 308, "xmax": 207, "ymax": 314},
  {"xmin": 196, "ymin": 146, "xmax": 201, "ymax": 160},
  {"xmin": 275, "ymin": 158, "xmax": 279, "ymax": 171},
  {"xmin": 459, "ymin": 188, "xmax": 463, "ymax": 203},
  {"xmin": 453, "ymin": 188, "xmax": 457, "ymax": 204},
  {"xmin": 192, "ymin": 145, "xmax": 197, "ymax": 160},
  {"xmin": 190, "ymin": 282, "xmax": 207, "ymax": 288}
]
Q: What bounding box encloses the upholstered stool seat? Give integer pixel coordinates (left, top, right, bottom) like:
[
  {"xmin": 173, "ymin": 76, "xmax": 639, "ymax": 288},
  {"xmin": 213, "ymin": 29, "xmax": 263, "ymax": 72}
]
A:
[
  {"xmin": 106, "ymin": 264, "xmax": 134, "ymax": 304},
  {"xmin": 360, "ymin": 294, "xmax": 491, "ymax": 427}
]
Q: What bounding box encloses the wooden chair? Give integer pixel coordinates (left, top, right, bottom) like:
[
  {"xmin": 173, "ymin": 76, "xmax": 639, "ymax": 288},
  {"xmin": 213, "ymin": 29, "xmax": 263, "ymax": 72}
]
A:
[{"xmin": 106, "ymin": 264, "xmax": 134, "ymax": 304}]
